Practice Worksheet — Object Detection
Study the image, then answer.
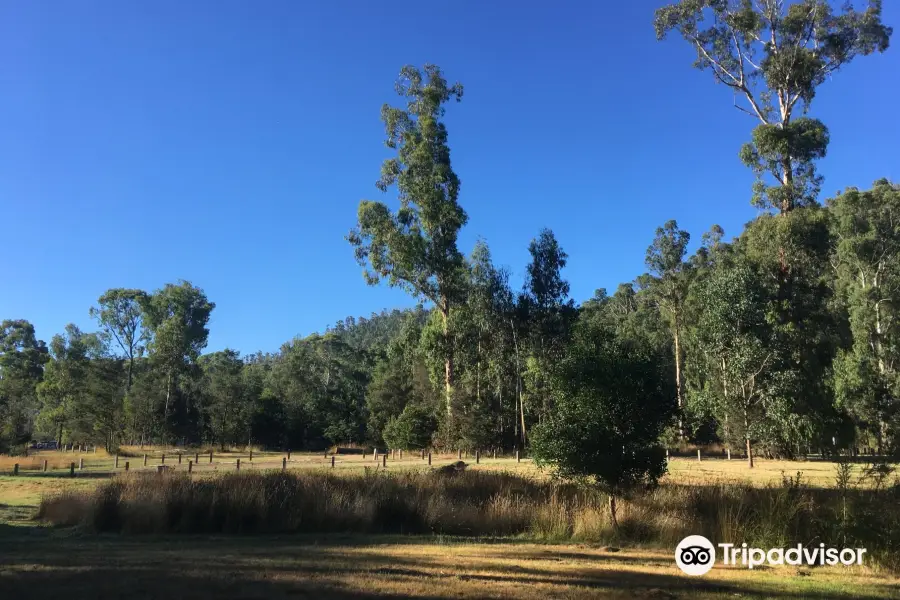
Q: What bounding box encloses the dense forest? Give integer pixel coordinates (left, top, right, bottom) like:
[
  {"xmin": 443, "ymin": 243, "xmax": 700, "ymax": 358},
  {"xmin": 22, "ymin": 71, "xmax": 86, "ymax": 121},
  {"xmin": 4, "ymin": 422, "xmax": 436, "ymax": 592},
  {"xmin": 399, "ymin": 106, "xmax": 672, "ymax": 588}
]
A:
[{"xmin": 1, "ymin": 1, "xmax": 897, "ymax": 466}]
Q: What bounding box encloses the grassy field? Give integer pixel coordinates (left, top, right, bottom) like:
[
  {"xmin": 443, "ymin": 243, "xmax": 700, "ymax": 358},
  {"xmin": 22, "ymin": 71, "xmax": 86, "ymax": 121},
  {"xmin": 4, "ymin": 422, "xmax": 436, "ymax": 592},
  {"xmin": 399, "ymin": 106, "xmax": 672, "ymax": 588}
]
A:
[
  {"xmin": 0, "ymin": 533, "xmax": 897, "ymax": 599},
  {"xmin": 1, "ymin": 448, "xmax": 897, "ymax": 599}
]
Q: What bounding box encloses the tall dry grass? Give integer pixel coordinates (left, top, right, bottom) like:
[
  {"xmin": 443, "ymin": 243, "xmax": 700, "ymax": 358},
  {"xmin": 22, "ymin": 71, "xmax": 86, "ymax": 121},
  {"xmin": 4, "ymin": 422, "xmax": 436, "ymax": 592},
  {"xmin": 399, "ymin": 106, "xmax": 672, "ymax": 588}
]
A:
[{"xmin": 38, "ymin": 469, "xmax": 900, "ymax": 571}]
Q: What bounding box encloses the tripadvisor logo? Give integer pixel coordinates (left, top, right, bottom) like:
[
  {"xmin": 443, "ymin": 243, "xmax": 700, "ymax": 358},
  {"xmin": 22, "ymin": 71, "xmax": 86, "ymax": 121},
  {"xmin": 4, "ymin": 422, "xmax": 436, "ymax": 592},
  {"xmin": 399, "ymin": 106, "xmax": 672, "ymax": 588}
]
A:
[{"xmin": 675, "ymin": 535, "xmax": 867, "ymax": 576}]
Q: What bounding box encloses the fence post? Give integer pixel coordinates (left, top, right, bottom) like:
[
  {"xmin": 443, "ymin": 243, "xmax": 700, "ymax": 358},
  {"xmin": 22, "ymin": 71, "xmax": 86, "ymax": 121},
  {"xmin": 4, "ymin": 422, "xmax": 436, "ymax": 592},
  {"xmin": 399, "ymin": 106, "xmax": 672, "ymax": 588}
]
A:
[
  {"xmin": 143, "ymin": 454, "xmax": 148, "ymax": 466},
  {"xmin": 13, "ymin": 463, "xmax": 19, "ymax": 476},
  {"xmin": 161, "ymin": 454, "xmax": 165, "ymax": 465},
  {"xmin": 249, "ymin": 450, "xmax": 253, "ymax": 462},
  {"xmin": 195, "ymin": 452, "xmax": 199, "ymax": 464},
  {"xmin": 124, "ymin": 461, "xmax": 129, "ymax": 472},
  {"xmin": 421, "ymin": 449, "xmax": 425, "ymax": 460},
  {"xmin": 476, "ymin": 451, "xmax": 480, "ymax": 464},
  {"xmin": 516, "ymin": 451, "xmax": 520, "ymax": 463},
  {"xmin": 210, "ymin": 450, "xmax": 213, "ymax": 463},
  {"xmin": 43, "ymin": 459, "xmax": 48, "ymax": 472},
  {"xmin": 115, "ymin": 454, "xmax": 119, "ymax": 468},
  {"xmin": 382, "ymin": 454, "xmax": 387, "ymax": 468},
  {"xmin": 188, "ymin": 460, "xmax": 193, "ymax": 474},
  {"xmin": 697, "ymin": 449, "xmax": 702, "ymax": 462},
  {"xmin": 70, "ymin": 462, "xmax": 75, "ymax": 477},
  {"xmin": 287, "ymin": 449, "xmax": 291, "ymax": 460},
  {"xmin": 331, "ymin": 456, "xmax": 335, "ymax": 469},
  {"xmin": 79, "ymin": 457, "xmax": 84, "ymax": 470},
  {"xmin": 236, "ymin": 458, "xmax": 241, "ymax": 471},
  {"xmin": 282, "ymin": 457, "xmax": 287, "ymax": 471},
  {"xmin": 178, "ymin": 453, "xmax": 182, "ymax": 465},
  {"xmin": 428, "ymin": 453, "xmax": 432, "ymax": 466}
]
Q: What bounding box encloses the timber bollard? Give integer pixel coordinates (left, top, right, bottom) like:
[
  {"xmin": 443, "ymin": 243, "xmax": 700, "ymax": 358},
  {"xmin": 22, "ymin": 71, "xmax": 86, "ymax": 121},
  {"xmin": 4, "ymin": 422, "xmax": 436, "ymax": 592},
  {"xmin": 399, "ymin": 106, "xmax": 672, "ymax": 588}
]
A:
[
  {"xmin": 161, "ymin": 454, "xmax": 165, "ymax": 465},
  {"xmin": 428, "ymin": 452, "xmax": 432, "ymax": 466},
  {"xmin": 188, "ymin": 460, "xmax": 193, "ymax": 474},
  {"xmin": 70, "ymin": 462, "xmax": 75, "ymax": 477},
  {"xmin": 421, "ymin": 449, "xmax": 425, "ymax": 460},
  {"xmin": 476, "ymin": 451, "xmax": 480, "ymax": 464},
  {"xmin": 195, "ymin": 452, "xmax": 199, "ymax": 464},
  {"xmin": 331, "ymin": 456, "xmax": 335, "ymax": 468},
  {"xmin": 236, "ymin": 458, "xmax": 241, "ymax": 471},
  {"xmin": 143, "ymin": 454, "xmax": 148, "ymax": 466},
  {"xmin": 43, "ymin": 459, "xmax": 48, "ymax": 472},
  {"xmin": 399, "ymin": 449, "xmax": 403, "ymax": 459},
  {"xmin": 178, "ymin": 453, "xmax": 182, "ymax": 464},
  {"xmin": 124, "ymin": 461, "xmax": 129, "ymax": 472},
  {"xmin": 697, "ymin": 449, "xmax": 702, "ymax": 462},
  {"xmin": 249, "ymin": 450, "xmax": 253, "ymax": 462},
  {"xmin": 283, "ymin": 457, "xmax": 287, "ymax": 470},
  {"xmin": 382, "ymin": 454, "xmax": 387, "ymax": 468},
  {"xmin": 79, "ymin": 458, "xmax": 84, "ymax": 470},
  {"xmin": 115, "ymin": 454, "xmax": 119, "ymax": 468},
  {"xmin": 210, "ymin": 450, "xmax": 213, "ymax": 463},
  {"xmin": 287, "ymin": 449, "xmax": 291, "ymax": 460}
]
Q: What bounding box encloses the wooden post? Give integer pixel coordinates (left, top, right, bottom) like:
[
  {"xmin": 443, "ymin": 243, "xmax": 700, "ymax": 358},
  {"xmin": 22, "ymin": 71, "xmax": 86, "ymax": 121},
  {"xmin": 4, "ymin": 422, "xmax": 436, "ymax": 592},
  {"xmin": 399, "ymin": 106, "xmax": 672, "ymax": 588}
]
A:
[
  {"xmin": 382, "ymin": 454, "xmax": 387, "ymax": 468},
  {"xmin": 188, "ymin": 460, "xmax": 193, "ymax": 474},
  {"xmin": 161, "ymin": 454, "xmax": 165, "ymax": 465},
  {"xmin": 428, "ymin": 453, "xmax": 432, "ymax": 466},
  {"xmin": 143, "ymin": 454, "xmax": 148, "ymax": 466},
  {"xmin": 13, "ymin": 463, "xmax": 19, "ymax": 476},
  {"xmin": 178, "ymin": 453, "xmax": 182, "ymax": 464},
  {"xmin": 373, "ymin": 449, "xmax": 378, "ymax": 461},
  {"xmin": 195, "ymin": 452, "xmax": 199, "ymax": 464},
  {"xmin": 457, "ymin": 449, "xmax": 462, "ymax": 460},
  {"xmin": 124, "ymin": 461, "xmax": 129, "ymax": 472},
  {"xmin": 331, "ymin": 456, "xmax": 335, "ymax": 468},
  {"xmin": 210, "ymin": 450, "xmax": 213, "ymax": 463},
  {"xmin": 697, "ymin": 449, "xmax": 702, "ymax": 462},
  {"xmin": 282, "ymin": 457, "xmax": 287, "ymax": 471},
  {"xmin": 115, "ymin": 454, "xmax": 119, "ymax": 468},
  {"xmin": 70, "ymin": 462, "xmax": 75, "ymax": 477},
  {"xmin": 421, "ymin": 449, "xmax": 425, "ymax": 460},
  {"xmin": 236, "ymin": 458, "xmax": 241, "ymax": 471},
  {"xmin": 476, "ymin": 451, "xmax": 480, "ymax": 464},
  {"xmin": 287, "ymin": 449, "xmax": 291, "ymax": 460},
  {"xmin": 43, "ymin": 459, "xmax": 48, "ymax": 472},
  {"xmin": 399, "ymin": 449, "xmax": 403, "ymax": 460},
  {"xmin": 249, "ymin": 450, "xmax": 253, "ymax": 462},
  {"xmin": 516, "ymin": 450, "xmax": 520, "ymax": 463},
  {"xmin": 79, "ymin": 457, "xmax": 84, "ymax": 470}
]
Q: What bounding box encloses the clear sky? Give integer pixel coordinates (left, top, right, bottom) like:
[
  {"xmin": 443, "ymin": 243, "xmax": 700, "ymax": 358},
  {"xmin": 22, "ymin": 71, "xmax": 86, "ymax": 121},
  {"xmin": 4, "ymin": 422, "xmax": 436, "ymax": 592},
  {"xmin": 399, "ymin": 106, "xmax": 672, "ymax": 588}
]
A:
[{"xmin": 2, "ymin": 1, "xmax": 897, "ymax": 354}]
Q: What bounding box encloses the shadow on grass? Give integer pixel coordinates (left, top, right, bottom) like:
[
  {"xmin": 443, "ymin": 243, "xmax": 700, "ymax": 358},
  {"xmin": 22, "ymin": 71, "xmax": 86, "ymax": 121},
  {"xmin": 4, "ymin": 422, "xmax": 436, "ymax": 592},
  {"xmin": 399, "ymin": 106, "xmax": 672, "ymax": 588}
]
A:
[{"xmin": 0, "ymin": 533, "xmax": 892, "ymax": 600}]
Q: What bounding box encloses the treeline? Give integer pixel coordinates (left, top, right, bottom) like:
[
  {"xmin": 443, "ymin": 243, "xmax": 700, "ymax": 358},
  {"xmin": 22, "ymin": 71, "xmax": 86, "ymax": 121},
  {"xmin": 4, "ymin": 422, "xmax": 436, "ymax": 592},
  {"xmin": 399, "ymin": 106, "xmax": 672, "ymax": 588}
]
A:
[
  {"xmin": 1, "ymin": 2, "xmax": 896, "ymax": 463},
  {"xmin": 1, "ymin": 179, "xmax": 897, "ymax": 458}
]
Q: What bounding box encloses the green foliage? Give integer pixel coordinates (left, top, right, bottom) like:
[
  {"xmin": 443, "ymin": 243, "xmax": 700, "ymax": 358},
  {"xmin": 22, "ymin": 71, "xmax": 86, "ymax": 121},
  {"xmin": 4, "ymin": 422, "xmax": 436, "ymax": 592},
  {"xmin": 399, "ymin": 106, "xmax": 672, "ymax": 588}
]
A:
[
  {"xmin": 530, "ymin": 316, "xmax": 674, "ymax": 495},
  {"xmin": 383, "ymin": 404, "xmax": 437, "ymax": 450},
  {"xmin": 656, "ymin": 0, "xmax": 892, "ymax": 211}
]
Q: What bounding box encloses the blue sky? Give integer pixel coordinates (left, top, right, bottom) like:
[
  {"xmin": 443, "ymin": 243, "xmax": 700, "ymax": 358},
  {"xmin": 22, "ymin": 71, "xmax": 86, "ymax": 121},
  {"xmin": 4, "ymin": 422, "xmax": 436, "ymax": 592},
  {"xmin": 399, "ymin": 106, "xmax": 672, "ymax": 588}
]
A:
[{"xmin": 1, "ymin": 1, "xmax": 897, "ymax": 354}]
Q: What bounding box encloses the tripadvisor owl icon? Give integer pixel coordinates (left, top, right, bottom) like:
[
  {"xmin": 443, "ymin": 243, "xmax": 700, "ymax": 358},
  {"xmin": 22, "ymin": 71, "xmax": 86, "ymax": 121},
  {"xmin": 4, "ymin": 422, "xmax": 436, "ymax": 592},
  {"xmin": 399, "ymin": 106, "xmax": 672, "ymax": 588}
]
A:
[{"xmin": 675, "ymin": 535, "xmax": 716, "ymax": 576}]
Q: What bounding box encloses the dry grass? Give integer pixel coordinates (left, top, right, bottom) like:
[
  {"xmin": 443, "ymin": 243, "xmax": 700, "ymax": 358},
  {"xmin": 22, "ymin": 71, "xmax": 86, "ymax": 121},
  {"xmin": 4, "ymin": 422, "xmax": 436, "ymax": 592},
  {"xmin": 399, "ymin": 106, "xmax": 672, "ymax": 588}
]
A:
[
  {"xmin": 33, "ymin": 469, "xmax": 900, "ymax": 571},
  {"xmin": 0, "ymin": 534, "xmax": 896, "ymax": 599}
]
